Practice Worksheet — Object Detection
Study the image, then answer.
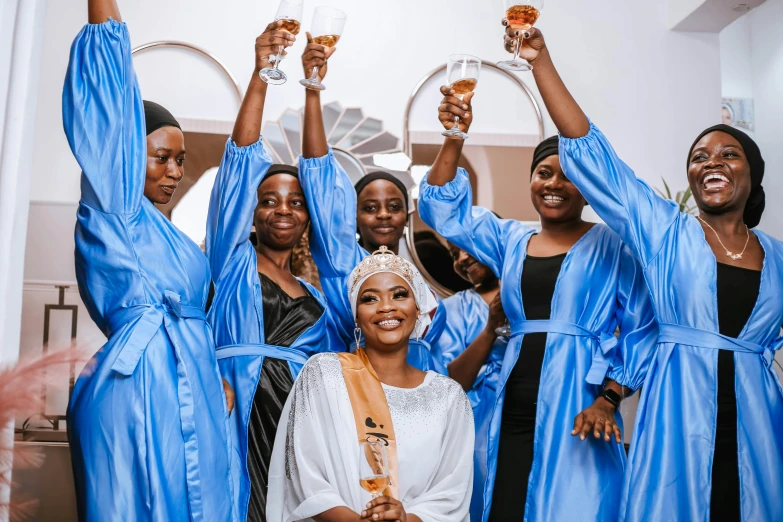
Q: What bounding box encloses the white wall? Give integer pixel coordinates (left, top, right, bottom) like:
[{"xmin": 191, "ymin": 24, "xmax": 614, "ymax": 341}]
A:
[
  {"xmin": 719, "ymin": 15, "xmax": 754, "ymax": 99},
  {"xmin": 749, "ymin": 0, "xmax": 783, "ymax": 237},
  {"xmin": 30, "ymin": 0, "xmax": 721, "ymax": 207}
]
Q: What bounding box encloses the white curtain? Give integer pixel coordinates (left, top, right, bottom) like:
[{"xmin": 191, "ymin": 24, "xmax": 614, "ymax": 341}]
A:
[{"xmin": 0, "ymin": 0, "xmax": 48, "ymax": 520}]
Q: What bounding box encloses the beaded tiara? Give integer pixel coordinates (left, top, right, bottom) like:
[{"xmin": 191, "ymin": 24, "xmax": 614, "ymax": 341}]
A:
[{"xmin": 348, "ymin": 246, "xmax": 416, "ymax": 297}]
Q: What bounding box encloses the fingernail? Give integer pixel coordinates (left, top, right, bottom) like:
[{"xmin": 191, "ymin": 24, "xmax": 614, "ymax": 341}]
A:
[
  {"xmin": 515, "ymin": 30, "xmax": 521, "ymax": 37},
  {"xmin": 366, "ymin": 504, "xmax": 371, "ymax": 508},
  {"xmin": 580, "ymin": 434, "xmax": 585, "ymax": 440},
  {"xmin": 462, "ymin": 104, "xmax": 468, "ymax": 110},
  {"xmin": 524, "ymin": 31, "xmax": 531, "ymax": 38}
]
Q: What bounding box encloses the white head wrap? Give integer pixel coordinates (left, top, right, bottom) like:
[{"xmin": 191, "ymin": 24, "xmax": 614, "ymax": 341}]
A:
[{"xmin": 348, "ymin": 246, "xmax": 438, "ymax": 340}]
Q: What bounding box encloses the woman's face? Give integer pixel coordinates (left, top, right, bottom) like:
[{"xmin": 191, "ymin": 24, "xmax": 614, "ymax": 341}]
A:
[
  {"xmin": 144, "ymin": 126, "xmax": 185, "ymax": 204},
  {"xmin": 447, "ymin": 242, "xmax": 495, "ymax": 287},
  {"xmin": 357, "ymin": 180, "xmax": 407, "ymax": 250},
  {"xmin": 687, "ymin": 131, "xmax": 751, "ymax": 215},
  {"xmin": 356, "ymin": 272, "xmax": 418, "ymax": 350},
  {"xmin": 254, "ymin": 174, "xmax": 310, "ymax": 251},
  {"xmin": 529, "ymin": 155, "xmax": 586, "ymax": 223}
]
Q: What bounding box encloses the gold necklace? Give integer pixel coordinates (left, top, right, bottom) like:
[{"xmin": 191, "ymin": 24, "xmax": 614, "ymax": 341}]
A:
[{"xmin": 697, "ymin": 215, "xmax": 750, "ymax": 261}]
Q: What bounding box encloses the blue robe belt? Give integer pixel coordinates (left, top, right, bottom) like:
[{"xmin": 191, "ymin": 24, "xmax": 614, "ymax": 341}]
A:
[
  {"xmin": 511, "ymin": 319, "xmax": 617, "ymax": 385},
  {"xmin": 658, "ymin": 323, "xmax": 781, "ymax": 368},
  {"xmin": 215, "ymin": 343, "xmax": 309, "ymax": 366},
  {"xmin": 105, "ymin": 290, "xmax": 208, "ymax": 520}
]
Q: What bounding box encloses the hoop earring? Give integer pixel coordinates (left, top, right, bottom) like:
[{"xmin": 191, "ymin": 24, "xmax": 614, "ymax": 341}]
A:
[{"xmin": 354, "ymin": 324, "xmax": 362, "ymax": 350}]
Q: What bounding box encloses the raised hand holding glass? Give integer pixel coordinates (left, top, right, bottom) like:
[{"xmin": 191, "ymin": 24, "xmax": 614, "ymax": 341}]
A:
[
  {"xmin": 259, "ymin": 0, "xmax": 304, "ymax": 85},
  {"xmin": 442, "ymin": 54, "xmax": 481, "ymax": 141},
  {"xmin": 300, "ymin": 6, "xmax": 346, "ymax": 91},
  {"xmin": 498, "ymin": 0, "xmax": 544, "ymax": 72}
]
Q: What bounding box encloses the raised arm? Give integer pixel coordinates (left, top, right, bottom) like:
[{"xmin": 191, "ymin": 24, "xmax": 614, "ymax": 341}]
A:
[
  {"xmin": 63, "ymin": 3, "xmax": 142, "ymax": 214},
  {"xmin": 513, "ymin": 27, "xmax": 680, "ymax": 264},
  {"xmin": 205, "ymin": 24, "xmax": 290, "ymax": 281},
  {"xmin": 301, "ymin": 34, "xmax": 335, "ymax": 159},
  {"xmin": 426, "ymin": 86, "xmax": 475, "ymax": 187},
  {"xmin": 88, "ymin": 0, "xmax": 120, "ymax": 24}
]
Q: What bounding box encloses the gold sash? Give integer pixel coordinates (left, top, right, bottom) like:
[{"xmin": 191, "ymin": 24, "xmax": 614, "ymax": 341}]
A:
[{"xmin": 338, "ymin": 349, "xmax": 399, "ymax": 499}]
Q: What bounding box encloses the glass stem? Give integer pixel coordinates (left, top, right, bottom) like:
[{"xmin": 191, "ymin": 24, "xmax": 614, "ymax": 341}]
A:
[
  {"xmin": 514, "ymin": 36, "xmax": 522, "ymax": 62},
  {"xmin": 309, "ymin": 65, "xmax": 320, "ymax": 82},
  {"xmin": 272, "ymin": 44, "xmax": 284, "ymax": 70}
]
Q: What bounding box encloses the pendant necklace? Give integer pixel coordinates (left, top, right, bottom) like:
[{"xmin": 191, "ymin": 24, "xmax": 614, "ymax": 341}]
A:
[{"xmin": 697, "ymin": 215, "xmax": 749, "ymax": 261}]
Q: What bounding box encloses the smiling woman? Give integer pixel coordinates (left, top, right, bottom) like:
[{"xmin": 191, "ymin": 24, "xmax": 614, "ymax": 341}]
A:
[
  {"xmin": 267, "ymin": 247, "xmax": 475, "ymax": 522},
  {"xmin": 523, "ymin": 24, "xmax": 783, "ymax": 522}
]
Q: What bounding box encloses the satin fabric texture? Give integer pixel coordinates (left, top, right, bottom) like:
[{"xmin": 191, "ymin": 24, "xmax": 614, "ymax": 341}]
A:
[
  {"xmin": 560, "ymin": 123, "xmax": 783, "ymax": 522},
  {"xmin": 206, "ymin": 138, "xmax": 341, "ymax": 521},
  {"xmin": 434, "ymin": 289, "xmax": 508, "ymax": 515},
  {"xmin": 419, "ymin": 170, "xmax": 658, "ymax": 522},
  {"xmin": 298, "ymin": 150, "xmax": 447, "ymax": 372},
  {"xmin": 63, "ymin": 20, "xmax": 234, "ymax": 521}
]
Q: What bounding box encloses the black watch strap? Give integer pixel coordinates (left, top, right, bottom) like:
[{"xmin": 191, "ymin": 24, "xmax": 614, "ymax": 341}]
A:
[{"xmin": 600, "ymin": 388, "xmax": 622, "ymax": 409}]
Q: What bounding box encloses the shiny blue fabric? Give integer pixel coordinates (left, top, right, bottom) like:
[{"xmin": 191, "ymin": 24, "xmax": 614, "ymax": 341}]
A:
[
  {"xmin": 205, "ymin": 139, "xmax": 342, "ymax": 521},
  {"xmin": 63, "ymin": 20, "xmax": 234, "ymax": 522},
  {"xmin": 560, "ymin": 123, "xmax": 783, "ymax": 522},
  {"xmin": 298, "ymin": 150, "xmax": 446, "ymax": 372},
  {"xmin": 434, "ymin": 290, "xmax": 508, "ymax": 518},
  {"xmin": 419, "ymin": 170, "xmax": 658, "ymax": 522}
]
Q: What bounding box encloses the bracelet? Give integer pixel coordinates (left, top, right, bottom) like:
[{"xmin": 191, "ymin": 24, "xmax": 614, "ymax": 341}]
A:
[{"xmin": 600, "ymin": 389, "xmax": 622, "ymax": 409}]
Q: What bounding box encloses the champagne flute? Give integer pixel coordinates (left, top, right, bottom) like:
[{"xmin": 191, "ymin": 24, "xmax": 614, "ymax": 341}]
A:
[
  {"xmin": 442, "ymin": 54, "xmax": 481, "ymax": 141},
  {"xmin": 498, "ymin": 0, "xmax": 544, "ymax": 72},
  {"xmin": 359, "ymin": 439, "xmax": 390, "ymax": 499},
  {"xmin": 300, "ymin": 6, "xmax": 346, "ymax": 91},
  {"xmin": 259, "ymin": 0, "xmax": 304, "ymax": 85}
]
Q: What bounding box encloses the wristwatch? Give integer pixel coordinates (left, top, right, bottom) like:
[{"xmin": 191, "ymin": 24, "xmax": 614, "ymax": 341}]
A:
[{"xmin": 600, "ymin": 388, "xmax": 622, "ymax": 409}]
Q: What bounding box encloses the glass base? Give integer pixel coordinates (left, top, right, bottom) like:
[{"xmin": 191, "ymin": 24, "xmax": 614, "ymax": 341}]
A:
[
  {"xmin": 442, "ymin": 127, "xmax": 469, "ymax": 140},
  {"xmin": 497, "ymin": 59, "xmax": 533, "ymax": 72},
  {"xmin": 299, "ymin": 77, "xmax": 326, "ymax": 91},
  {"xmin": 259, "ymin": 67, "xmax": 287, "ymax": 85}
]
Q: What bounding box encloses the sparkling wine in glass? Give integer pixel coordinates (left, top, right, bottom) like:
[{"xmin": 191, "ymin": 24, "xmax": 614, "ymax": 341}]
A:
[
  {"xmin": 442, "ymin": 54, "xmax": 481, "ymax": 141},
  {"xmin": 359, "ymin": 439, "xmax": 390, "ymax": 499},
  {"xmin": 259, "ymin": 0, "xmax": 304, "ymax": 85},
  {"xmin": 300, "ymin": 6, "xmax": 346, "ymax": 91},
  {"xmin": 498, "ymin": 0, "xmax": 544, "ymax": 72}
]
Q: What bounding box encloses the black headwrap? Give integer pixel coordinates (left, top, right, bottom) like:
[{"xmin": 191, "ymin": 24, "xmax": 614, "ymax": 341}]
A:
[
  {"xmin": 262, "ymin": 164, "xmax": 299, "ymax": 182},
  {"xmin": 143, "ymin": 100, "xmax": 181, "ymax": 136},
  {"xmin": 688, "ymin": 124, "xmax": 765, "ymax": 228},
  {"xmin": 354, "ymin": 171, "xmax": 409, "ymax": 212},
  {"xmin": 530, "ymin": 136, "xmax": 559, "ymax": 177}
]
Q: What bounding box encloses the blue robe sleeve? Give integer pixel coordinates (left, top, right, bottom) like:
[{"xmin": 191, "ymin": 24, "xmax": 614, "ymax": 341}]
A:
[
  {"xmin": 606, "ymin": 245, "xmax": 658, "ymax": 391},
  {"xmin": 299, "ymin": 151, "xmax": 366, "ymax": 342},
  {"xmin": 299, "ymin": 150, "xmax": 363, "ymax": 278},
  {"xmin": 62, "ymin": 19, "xmax": 145, "ymax": 214},
  {"xmin": 418, "ymin": 169, "xmax": 525, "ymax": 278},
  {"xmin": 559, "ymin": 123, "xmax": 681, "ymax": 267},
  {"xmin": 206, "ymin": 138, "xmax": 273, "ymax": 283},
  {"xmin": 437, "ymin": 295, "xmax": 471, "ymax": 367}
]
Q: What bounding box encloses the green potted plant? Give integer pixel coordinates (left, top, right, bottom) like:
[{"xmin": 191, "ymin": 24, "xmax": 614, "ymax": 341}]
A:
[{"xmin": 656, "ymin": 178, "xmax": 697, "ymax": 215}]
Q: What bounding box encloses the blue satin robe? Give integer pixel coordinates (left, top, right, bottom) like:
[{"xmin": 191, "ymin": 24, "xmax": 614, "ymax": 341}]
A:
[
  {"xmin": 205, "ymin": 139, "xmax": 341, "ymax": 521},
  {"xmin": 63, "ymin": 20, "xmax": 233, "ymax": 522},
  {"xmin": 298, "ymin": 151, "xmax": 446, "ymax": 372},
  {"xmin": 419, "ymin": 170, "xmax": 658, "ymax": 522},
  {"xmin": 434, "ymin": 290, "xmax": 508, "ymax": 516},
  {"xmin": 560, "ymin": 123, "xmax": 783, "ymax": 522}
]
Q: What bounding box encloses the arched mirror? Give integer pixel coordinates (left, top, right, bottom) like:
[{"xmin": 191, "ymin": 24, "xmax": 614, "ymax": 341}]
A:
[{"xmin": 403, "ymin": 61, "xmax": 545, "ymax": 296}]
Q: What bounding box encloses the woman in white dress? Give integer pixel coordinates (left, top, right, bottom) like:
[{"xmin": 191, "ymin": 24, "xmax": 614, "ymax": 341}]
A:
[{"xmin": 267, "ymin": 247, "xmax": 475, "ymax": 522}]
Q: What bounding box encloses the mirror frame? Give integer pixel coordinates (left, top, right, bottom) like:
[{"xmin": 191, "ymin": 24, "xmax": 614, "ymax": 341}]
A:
[{"xmin": 401, "ymin": 60, "xmax": 545, "ymax": 296}]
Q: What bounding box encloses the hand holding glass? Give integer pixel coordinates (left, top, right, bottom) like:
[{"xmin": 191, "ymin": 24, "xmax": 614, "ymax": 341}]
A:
[
  {"xmin": 260, "ymin": 0, "xmax": 304, "ymax": 85},
  {"xmin": 300, "ymin": 6, "xmax": 346, "ymax": 91},
  {"xmin": 359, "ymin": 440, "xmax": 390, "ymax": 499},
  {"xmin": 498, "ymin": 0, "xmax": 544, "ymax": 72},
  {"xmin": 442, "ymin": 54, "xmax": 481, "ymax": 140}
]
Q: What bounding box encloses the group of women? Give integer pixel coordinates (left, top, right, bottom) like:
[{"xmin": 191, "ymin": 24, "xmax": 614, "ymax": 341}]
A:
[{"xmin": 61, "ymin": 1, "xmax": 782, "ymax": 521}]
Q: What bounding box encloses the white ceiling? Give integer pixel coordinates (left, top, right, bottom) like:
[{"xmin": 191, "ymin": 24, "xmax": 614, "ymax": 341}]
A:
[{"xmin": 669, "ymin": 0, "xmax": 767, "ymax": 32}]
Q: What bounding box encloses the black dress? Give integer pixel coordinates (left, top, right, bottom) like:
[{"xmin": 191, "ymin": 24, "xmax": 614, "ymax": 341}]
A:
[
  {"xmin": 710, "ymin": 262, "xmax": 761, "ymax": 522},
  {"xmin": 488, "ymin": 253, "xmax": 566, "ymax": 522},
  {"xmin": 246, "ymin": 273, "xmax": 323, "ymax": 522}
]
